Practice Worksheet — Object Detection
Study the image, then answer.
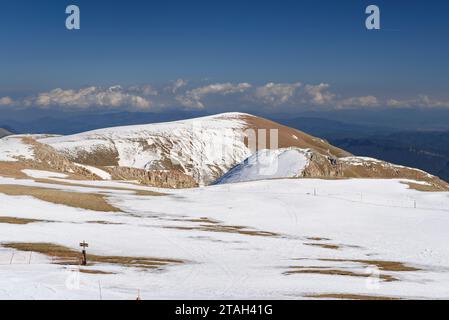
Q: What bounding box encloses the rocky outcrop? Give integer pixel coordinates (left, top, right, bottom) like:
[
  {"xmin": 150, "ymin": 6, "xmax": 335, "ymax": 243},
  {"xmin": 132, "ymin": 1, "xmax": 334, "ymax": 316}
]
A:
[
  {"xmin": 105, "ymin": 166, "xmax": 198, "ymax": 189},
  {"xmin": 339, "ymin": 157, "xmax": 449, "ymax": 191},
  {"xmin": 301, "ymin": 153, "xmax": 449, "ymax": 191},
  {"xmin": 301, "ymin": 151, "xmax": 343, "ymax": 178},
  {"xmin": 21, "ymin": 137, "xmax": 101, "ymax": 180}
]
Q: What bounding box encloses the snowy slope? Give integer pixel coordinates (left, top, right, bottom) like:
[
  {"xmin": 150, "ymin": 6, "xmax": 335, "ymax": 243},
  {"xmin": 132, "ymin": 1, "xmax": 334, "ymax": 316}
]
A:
[
  {"xmin": 0, "ymin": 175, "xmax": 449, "ymax": 299},
  {"xmin": 0, "ymin": 135, "xmax": 35, "ymax": 162},
  {"xmin": 215, "ymin": 148, "xmax": 310, "ymax": 184},
  {"xmin": 39, "ymin": 113, "xmax": 251, "ymax": 185}
]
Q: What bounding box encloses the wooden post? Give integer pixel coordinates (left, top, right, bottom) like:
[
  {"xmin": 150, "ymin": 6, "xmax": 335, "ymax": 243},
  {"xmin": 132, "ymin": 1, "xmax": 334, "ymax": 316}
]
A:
[
  {"xmin": 79, "ymin": 240, "xmax": 89, "ymax": 266},
  {"xmin": 98, "ymin": 281, "xmax": 103, "ymax": 300},
  {"xmin": 136, "ymin": 289, "xmax": 141, "ymax": 300}
]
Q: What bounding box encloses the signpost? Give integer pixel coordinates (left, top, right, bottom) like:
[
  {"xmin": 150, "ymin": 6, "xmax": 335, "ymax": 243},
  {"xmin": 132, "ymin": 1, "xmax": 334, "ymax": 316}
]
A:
[{"xmin": 79, "ymin": 241, "xmax": 88, "ymax": 266}]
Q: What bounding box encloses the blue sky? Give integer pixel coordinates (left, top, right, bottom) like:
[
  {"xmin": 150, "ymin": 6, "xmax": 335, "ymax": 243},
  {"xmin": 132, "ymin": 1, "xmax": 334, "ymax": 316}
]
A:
[{"xmin": 1, "ymin": 0, "xmax": 449, "ymax": 113}]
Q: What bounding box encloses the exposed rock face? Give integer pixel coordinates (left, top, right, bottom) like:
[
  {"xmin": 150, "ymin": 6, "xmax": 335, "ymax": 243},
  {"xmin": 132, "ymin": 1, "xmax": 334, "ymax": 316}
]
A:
[
  {"xmin": 20, "ymin": 137, "xmax": 101, "ymax": 180},
  {"xmin": 339, "ymin": 157, "xmax": 449, "ymax": 191},
  {"xmin": 301, "ymin": 152, "xmax": 343, "ymax": 178},
  {"xmin": 106, "ymin": 166, "xmax": 198, "ymax": 189}
]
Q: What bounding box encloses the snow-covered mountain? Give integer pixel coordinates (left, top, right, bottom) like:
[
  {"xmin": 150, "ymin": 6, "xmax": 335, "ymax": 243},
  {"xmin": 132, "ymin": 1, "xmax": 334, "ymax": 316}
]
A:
[
  {"xmin": 0, "ymin": 112, "xmax": 443, "ymax": 190},
  {"xmin": 38, "ymin": 113, "xmax": 349, "ymax": 185}
]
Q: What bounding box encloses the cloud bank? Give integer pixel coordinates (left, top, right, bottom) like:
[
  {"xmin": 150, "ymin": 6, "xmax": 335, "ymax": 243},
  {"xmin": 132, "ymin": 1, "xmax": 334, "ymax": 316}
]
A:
[{"xmin": 2, "ymin": 79, "xmax": 449, "ymax": 112}]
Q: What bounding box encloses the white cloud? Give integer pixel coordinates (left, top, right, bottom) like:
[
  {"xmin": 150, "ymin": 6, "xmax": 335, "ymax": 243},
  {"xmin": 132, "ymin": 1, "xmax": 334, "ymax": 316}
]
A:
[
  {"xmin": 171, "ymin": 79, "xmax": 188, "ymax": 93},
  {"xmin": 29, "ymin": 86, "xmax": 152, "ymax": 110},
  {"xmin": 176, "ymin": 82, "xmax": 252, "ymax": 109},
  {"xmin": 128, "ymin": 85, "xmax": 158, "ymax": 96},
  {"xmin": 254, "ymin": 82, "xmax": 302, "ymax": 106},
  {"xmin": 4, "ymin": 81, "xmax": 449, "ymax": 112},
  {"xmin": 0, "ymin": 96, "xmax": 14, "ymax": 106},
  {"xmin": 338, "ymin": 95, "xmax": 379, "ymax": 108},
  {"xmin": 386, "ymin": 95, "xmax": 449, "ymax": 109},
  {"xmin": 302, "ymin": 83, "xmax": 335, "ymax": 105}
]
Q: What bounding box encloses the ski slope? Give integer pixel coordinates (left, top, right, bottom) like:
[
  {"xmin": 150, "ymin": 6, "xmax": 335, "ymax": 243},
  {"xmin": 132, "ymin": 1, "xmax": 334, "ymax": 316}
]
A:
[{"xmin": 0, "ymin": 172, "xmax": 449, "ymax": 299}]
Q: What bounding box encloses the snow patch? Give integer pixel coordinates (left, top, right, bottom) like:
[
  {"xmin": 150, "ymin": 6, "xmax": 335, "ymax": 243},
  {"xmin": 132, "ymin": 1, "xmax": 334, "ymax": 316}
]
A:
[
  {"xmin": 74, "ymin": 163, "xmax": 112, "ymax": 180},
  {"xmin": 215, "ymin": 148, "xmax": 310, "ymax": 184},
  {"xmin": 0, "ymin": 136, "xmax": 35, "ymax": 162},
  {"xmin": 22, "ymin": 170, "xmax": 68, "ymax": 179}
]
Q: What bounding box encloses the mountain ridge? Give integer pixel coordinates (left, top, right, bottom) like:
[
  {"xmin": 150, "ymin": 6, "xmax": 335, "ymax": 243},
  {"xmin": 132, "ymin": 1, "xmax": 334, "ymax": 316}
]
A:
[{"xmin": 1, "ymin": 113, "xmax": 447, "ymax": 190}]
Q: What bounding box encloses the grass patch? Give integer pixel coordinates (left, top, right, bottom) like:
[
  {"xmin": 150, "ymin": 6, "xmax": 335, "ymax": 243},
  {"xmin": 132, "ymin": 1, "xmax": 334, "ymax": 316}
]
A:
[
  {"xmin": 0, "ymin": 161, "xmax": 28, "ymax": 179},
  {"xmin": 304, "ymin": 243, "xmax": 340, "ymax": 250},
  {"xmin": 318, "ymin": 258, "xmax": 420, "ymax": 272},
  {"xmin": 34, "ymin": 178, "xmax": 167, "ymax": 196},
  {"xmin": 79, "ymin": 269, "xmax": 115, "ymax": 275},
  {"xmin": 0, "ymin": 184, "xmax": 120, "ymax": 212},
  {"xmin": 87, "ymin": 220, "xmax": 124, "ymax": 225},
  {"xmin": 0, "ymin": 216, "xmax": 50, "ymax": 225},
  {"xmin": 2, "ymin": 242, "xmax": 184, "ymax": 269},
  {"xmin": 306, "ymin": 237, "xmax": 331, "ymax": 241},
  {"xmin": 284, "ymin": 267, "xmax": 397, "ymax": 282},
  {"xmin": 164, "ymin": 224, "xmax": 279, "ymax": 238}
]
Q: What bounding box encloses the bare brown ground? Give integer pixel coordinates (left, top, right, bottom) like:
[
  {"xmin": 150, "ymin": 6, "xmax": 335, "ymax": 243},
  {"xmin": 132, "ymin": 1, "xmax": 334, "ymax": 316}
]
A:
[
  {"xmin": 305, "ymin": 294, "xmax": 401, "ymax": 300},
  {"xmin": 79, "ymin": 269, "xmax": 115, "ymax": 275},
  {"xmin": 239, "ymin": 115, "xmax": 351, "ymax": 158},
  {"xmin": 0, "ymin": 216, "xmax": 49, "ymax": 225},
  {"xmin": 304, "ymin": 243, "xmax": 340, "ymax": 250},
  {"xmin": 342, "ymin": 162, "xmax": 449, "ymax": 191},
  {"xmin": 33, "ymin": 178, "xmax": 166, "ymax": 196},
  {"xmin": 0, "ymin": 184, "xmax": 120, "ymax": 212},
  {"xmin": 3, "ymin": 243, "xmax": 184, "ymax": 269},
  {"xmin": 0, "ymin": 160, "xmax": 93, "ymax": 181},
  {"xmin": 164, "ymin": 223, "xmax": 279, "ymax": 238},
  {"xmin": 401, "ymin": 181, "xmax": 444, "ymax": 192},
  {"xmin": 86, "ymin": 220, "xmax": 124, "ymax": 225},
  {"xmin": 0, "ymin": 161, "xmax": 28, "ymax": 179},
  {"xmin": 306, "ymin": 237, "xmax": 331, "ymax": 241},
  {"xmin": 284, "ymin": 267, "xmax": 398, "ymax": 282},
  {"xmin": 318, "ymin": 258, "xmax": 420, "ymax": 272}
]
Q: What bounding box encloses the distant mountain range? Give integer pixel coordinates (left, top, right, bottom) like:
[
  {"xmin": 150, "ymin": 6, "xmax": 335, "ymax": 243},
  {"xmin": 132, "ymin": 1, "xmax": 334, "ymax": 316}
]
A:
[{"xmin": 330, "ymin": 132, "xmax": 449, "ymax": 183}]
